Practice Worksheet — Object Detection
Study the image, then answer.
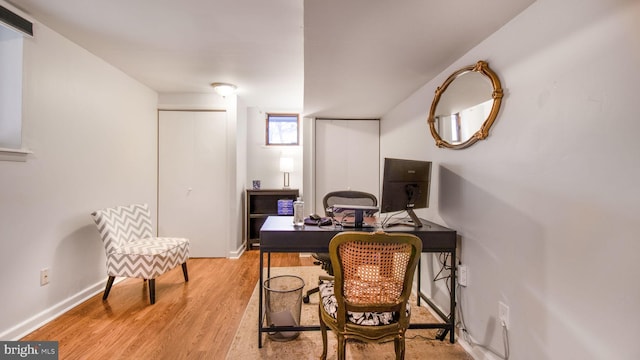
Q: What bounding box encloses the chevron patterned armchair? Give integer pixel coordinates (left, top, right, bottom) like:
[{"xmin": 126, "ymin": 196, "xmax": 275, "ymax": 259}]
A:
[{"xmin": 90, "ymin": 203, "xmax": 190, "ymax": 304}]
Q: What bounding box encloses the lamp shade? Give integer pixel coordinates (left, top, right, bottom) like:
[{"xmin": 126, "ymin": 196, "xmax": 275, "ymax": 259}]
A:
[{"xmin": 279, "ymin": 157, "xmax": 294, "ymax": 173}]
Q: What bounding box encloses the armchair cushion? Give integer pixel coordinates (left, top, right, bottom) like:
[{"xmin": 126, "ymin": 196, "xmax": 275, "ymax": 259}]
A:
[
  {"xmin": 108, "ymin": 237, "xmax": 189, "ymax": 279},
  {"xmin": 319, "ymin": 279, "xmax": 410, "ymax": 326}
]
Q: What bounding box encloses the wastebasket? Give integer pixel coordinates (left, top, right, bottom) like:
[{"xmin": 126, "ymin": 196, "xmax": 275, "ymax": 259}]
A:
[{"xmin": 263, "ymin": 275, "xmax": 305, "ymax": 341}]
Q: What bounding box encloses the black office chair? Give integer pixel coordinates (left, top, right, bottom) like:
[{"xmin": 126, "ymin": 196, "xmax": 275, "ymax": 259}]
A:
[{"xmin": 302, "ymin": 190, "xmax": 378, "ymax": 303}]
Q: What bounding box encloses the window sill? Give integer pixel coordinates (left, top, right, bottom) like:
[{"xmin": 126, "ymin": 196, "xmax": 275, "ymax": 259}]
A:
[{"xmin": 0, "ymin": 147, "xmax": 32, "ymax": 162}]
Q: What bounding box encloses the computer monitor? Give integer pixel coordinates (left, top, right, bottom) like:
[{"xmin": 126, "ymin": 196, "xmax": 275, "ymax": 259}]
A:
[{"xmin": 380, "ymin": 157, "xmax": 432, "ymax": 227}]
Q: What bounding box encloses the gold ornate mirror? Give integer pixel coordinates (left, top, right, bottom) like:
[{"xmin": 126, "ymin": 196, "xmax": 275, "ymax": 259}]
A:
[{"xmin": 427, "ymin": 61, "xmax": 503, "ymax": 149}]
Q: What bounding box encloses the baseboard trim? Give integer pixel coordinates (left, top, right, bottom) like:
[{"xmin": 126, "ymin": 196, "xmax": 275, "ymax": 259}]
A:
[
  {"xmin": 457, "ymin": 336, "xmax": 504, "ymax": 360},
  {"xmin": 411, "ymin": 289, "xmax": 497, "ymax": 360},
  {"xmin": 228, "ymin": 243, "xmax": 245, "ymax": 259},
  {"xmin": 0, "ymin": 277, "xmax": 123, "ymax": 341}
]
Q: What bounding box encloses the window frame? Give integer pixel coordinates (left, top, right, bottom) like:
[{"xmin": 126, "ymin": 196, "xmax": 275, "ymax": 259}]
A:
[{"xmin": 265, "ymin": 113, "xmax": 299, "ymax": 146}]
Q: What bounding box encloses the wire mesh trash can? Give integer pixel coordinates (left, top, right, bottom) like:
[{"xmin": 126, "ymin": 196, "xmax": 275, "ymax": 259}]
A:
[{"xmin": 263, "ymin": 275, "xmax": 305, "ymax": 341}]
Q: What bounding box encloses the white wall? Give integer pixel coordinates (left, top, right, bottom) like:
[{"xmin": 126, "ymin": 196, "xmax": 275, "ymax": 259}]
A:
[
  {"xmin": 381, "ymin": 0, "xmax": 640, "ymax": 359},
  {"xmin": 0, "ymin": 18, "xmax": 159, "ymax": 339},
  {"xmin": 157, "ymin": 93, "xmax": 247, "ymax": 256},
  {"xmin": 234, "ymin": 98, "xmax": 248, "ymax": 255},
  {"xmin": 246, "ymin": 107, "xmax": 304, "ymax": 194},
  {"xmin": 157, "ymin": 93, "xmax": 227, "ymax": 111},
  {"xmin": 159, "ymin": 98, "xmax": 303, "ymax": 253}
]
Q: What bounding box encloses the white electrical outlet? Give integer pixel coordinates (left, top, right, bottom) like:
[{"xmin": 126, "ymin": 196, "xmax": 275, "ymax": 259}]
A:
[
  {"xmin": 498, "ymin": 301, "xmax": 509, "ymax": 328},
  {"xmin": 458, "ymin": 265, "xmax": 468, "ymax": 286},
  {"xmin": 40, "ymin": 268, "xmax": 50, "ymax": 286}
]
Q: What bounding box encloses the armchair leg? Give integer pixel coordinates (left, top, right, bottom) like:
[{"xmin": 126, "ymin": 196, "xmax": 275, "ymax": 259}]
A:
[
  {"xmin": 394, "ymin": 337, "xmax": 405, "ymax": 360},
  {"xmin": 148, "ymin": 279, "xmax": 156, "ymax": 304},
  {"xmin": 182, "ymin": 262, "xmax": 189, "ymax": 282},
  {"xmin": 319, "ymin": 312, "xmax": 328, "ymax": 359},
  {"xmin": 103, "ymin": 276, "xmax": 115, "ymax": 300},
  {"xmin": 337, "ymin": 334, "xmax": 346, "ymax": 360}
]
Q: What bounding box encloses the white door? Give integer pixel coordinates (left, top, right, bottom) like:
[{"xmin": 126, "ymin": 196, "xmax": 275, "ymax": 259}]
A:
[
  {"xmin": 158, "ymin": 110, "xmax": 229, "ymax": 257},
  {"xmin": 314, "ymin": 119, "xmax": 380, "ymax": 214}
]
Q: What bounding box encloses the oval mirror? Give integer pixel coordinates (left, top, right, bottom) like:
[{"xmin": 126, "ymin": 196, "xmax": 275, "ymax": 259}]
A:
[{"xmin": 427, "ymin": 61, "xmax": 503, "ymax": 149}]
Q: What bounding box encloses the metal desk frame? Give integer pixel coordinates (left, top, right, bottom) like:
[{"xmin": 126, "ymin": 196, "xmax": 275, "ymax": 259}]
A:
[{"xmin": 258, "ymin": 215, "xmax": 457, "ymax": 348}]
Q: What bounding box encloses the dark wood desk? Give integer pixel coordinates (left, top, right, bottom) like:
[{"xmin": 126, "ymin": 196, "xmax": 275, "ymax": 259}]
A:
[{"xmin": 258, "ymin": 215, "xmax": 457, "ymax": 347}]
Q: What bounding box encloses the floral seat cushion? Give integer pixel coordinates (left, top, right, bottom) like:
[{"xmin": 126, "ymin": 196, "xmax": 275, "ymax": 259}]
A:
[{"xmin": 319, "ymin": 279, "xmax": 410, "ymax": 326}]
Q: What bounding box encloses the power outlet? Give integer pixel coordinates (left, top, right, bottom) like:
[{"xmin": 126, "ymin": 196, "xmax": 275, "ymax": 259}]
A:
[
  {"xmin": 458, "ymin": 265, "xmax": 468, "ymax": 286},
  {"xmin": 498, "ymin": 301, "xmax": 509, "ymax": 328},
  {"xmin": 40, "ymin": 268, "xmax": 50, "ymax": 286}
]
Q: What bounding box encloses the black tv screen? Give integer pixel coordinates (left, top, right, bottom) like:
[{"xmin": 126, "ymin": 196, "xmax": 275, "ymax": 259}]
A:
[{"xmin": 380, "ymin": 158, "xmax": 431, "ymax": 226}]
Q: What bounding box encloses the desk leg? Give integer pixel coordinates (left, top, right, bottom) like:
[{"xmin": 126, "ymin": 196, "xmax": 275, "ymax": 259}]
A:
[
  {"xmin": 417, "ymin": 256, "xmax": 421, "ymax": 307},
  {"xmin": 258, "ymin": 250, "xmax": 264, "ymax": 348},
  {"xmin": 258, "ymin": 251, "xmax": 273, "ymax": 348},
  {"xmin": 267, "ymin": 252, "xmax": 271, "ymax": 279},
  {"xmin": 450, "ymin": 249, "xmax": 456, "ymax": 343}
]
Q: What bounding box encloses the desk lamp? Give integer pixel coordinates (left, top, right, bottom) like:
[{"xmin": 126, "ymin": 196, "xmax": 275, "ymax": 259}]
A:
[{"xmin": 279, "ymin": 156, "xmax": 293, "ymax": 189}]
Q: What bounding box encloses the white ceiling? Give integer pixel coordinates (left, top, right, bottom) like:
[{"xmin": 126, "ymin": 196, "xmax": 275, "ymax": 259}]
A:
[{"xmin": 7, "ymin": 0, "xmax": 534, "ymax": 118}]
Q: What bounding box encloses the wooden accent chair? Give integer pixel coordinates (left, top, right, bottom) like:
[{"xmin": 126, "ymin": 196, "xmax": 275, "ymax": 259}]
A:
[
  {"xmin": 318, "ymin": 231, "xmax": 422, "ymax": 360},
  {"xmin": 302, "ymin": 190, "xmax": 378, "ymax": 303},
  {"xmin": 90, "ymin": 203, "xmax": 189, "ymax": 304}
]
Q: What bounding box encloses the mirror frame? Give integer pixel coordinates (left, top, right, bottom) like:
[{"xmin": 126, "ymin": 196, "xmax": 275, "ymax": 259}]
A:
[{"xmin": 427, "ymin": 60, "xmax": 503, "ymax": 149}]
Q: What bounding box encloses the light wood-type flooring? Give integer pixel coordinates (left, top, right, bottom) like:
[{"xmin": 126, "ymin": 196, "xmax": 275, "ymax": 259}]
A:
[{"xmin": 22, "ymin": 251, "xmax": 313, "ymax": 359}]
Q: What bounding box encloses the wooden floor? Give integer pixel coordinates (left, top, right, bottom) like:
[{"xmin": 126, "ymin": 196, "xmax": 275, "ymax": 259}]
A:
[{"xmin": 22, "ymin": 251, "xmax": 314, "ymax": 360}]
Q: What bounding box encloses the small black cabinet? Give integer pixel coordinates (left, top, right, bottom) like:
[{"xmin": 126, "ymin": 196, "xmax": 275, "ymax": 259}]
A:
[{"xmin": 245, "ymin": 189, "xmax": 299, "ymax": 250}]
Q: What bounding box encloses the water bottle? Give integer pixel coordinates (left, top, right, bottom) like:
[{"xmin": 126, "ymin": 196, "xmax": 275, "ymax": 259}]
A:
[{"xmin": 293, "ymin": 197, "xmax": 304, "ymax": 226}]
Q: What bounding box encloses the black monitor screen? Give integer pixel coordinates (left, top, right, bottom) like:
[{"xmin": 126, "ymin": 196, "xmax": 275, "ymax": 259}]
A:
[{"xmin": 380, "ymin": 158, "xmax": 431, "ymax": 226}]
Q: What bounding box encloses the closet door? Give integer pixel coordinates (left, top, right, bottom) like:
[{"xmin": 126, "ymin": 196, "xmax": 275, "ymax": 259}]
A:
[
  {"xmin": 158, "ymin": 110, "xmax": 228, "ymax": 257},
  {"xmin": 314, "ymin": 119, "xmax": 380, "ymax": 214}
]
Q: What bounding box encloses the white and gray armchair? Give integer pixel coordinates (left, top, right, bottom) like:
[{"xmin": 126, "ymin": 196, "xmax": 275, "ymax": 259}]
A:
[{"xmin": 90, "ymin": 203, "xmax": 189, "ymax": 304}]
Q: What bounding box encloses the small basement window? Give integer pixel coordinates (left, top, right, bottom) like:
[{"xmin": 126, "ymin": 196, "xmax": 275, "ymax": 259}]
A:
[
  {"xmin": 1, "ymin": 4, "xmax": 34, "ymax": 161},
  {"xmin": 266, "ymin": 113, "xmax": 299, "ymax": 146}
]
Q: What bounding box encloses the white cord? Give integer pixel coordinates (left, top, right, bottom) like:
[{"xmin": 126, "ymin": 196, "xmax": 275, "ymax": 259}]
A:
[
  {"xmin": 502, "ymin": 322, "xmax": 510, "ymax": 360},
  {"xmin": 456, "ymin": 283, "xmax": 510, "ymax": 360}
]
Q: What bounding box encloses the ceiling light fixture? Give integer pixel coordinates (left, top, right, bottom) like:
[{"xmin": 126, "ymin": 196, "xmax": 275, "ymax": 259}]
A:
[{"xmin": 211, "ymin": 82, "xmax": 237, "ymax": 97}]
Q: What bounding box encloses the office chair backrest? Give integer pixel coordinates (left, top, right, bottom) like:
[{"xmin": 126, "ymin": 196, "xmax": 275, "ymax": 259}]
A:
[{"xmin": 323, "ymin": 190, "xmax": 377, "ymax": 216}]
